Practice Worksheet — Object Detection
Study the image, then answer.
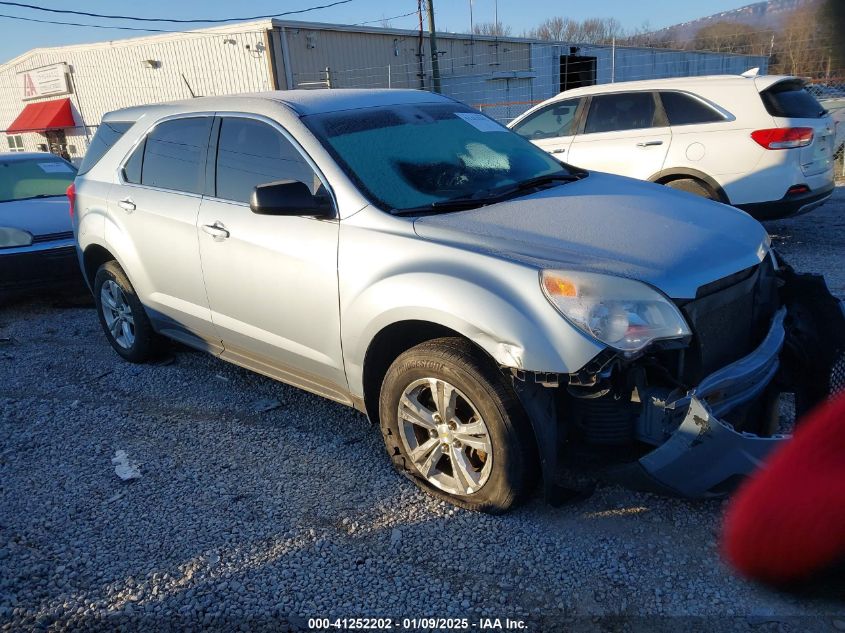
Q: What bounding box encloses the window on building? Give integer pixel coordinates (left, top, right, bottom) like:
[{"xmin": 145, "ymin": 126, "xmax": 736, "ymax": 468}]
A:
[
  {"xmin": 6, "ymin": 135, "xmax": 24, "ymax": 152},
  {"xmin": 140, "ymin": 117, "xmax": 212, "ymax": 194},
  {"xmin": 659, "ymin": 92, "xmax": 725, "ymax": 125},
  {"xmin": 584, "ymin": 92, "xmax": 658, "ymax": 134},
  {"xmin": 512, "ymin": 99, "xmax": 582, "ymax": 140},
  {"xmin": 215, "ymin": 117, "xmax": 319, "ymax": 204}
]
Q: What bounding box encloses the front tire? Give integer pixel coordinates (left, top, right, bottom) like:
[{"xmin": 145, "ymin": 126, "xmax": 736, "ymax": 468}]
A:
[
  {"xmin": 93, "ymin": 261, "xmax": 159, "ymax": 363},
  {"xmin": 379, "ymin": 337, "xmax": 537, "ymax": 513}
]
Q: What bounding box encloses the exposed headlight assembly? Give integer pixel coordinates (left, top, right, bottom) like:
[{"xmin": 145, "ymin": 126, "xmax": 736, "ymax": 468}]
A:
[
  {"xmin": 541, "ymin": 270, "xmax": 691, "ymax": 353},
  {"xmin": 0, "ymin": 227, "xmax": 33, "ymax": 249}
]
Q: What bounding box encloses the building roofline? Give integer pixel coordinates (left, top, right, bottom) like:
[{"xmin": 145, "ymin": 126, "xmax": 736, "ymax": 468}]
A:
[
  {"xmin": 0, "ymin": 18, "xmax": 276, "ymax": 69},
  {"xmin": 0, "ymin": 16, "xmax": 767, "ymax": 71}
]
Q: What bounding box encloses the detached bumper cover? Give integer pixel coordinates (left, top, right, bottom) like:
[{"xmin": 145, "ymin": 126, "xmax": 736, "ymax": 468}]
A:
[
  {"xmin": 633, "ymin": 308, "xmax": 790, "ymax": 498},
  {"xmin": 639, "ymin": 397, "xmax": 787, "ymax": 497}
]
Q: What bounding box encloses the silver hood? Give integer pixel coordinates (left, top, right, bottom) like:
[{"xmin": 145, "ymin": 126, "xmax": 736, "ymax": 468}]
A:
[{"xmin": 413, "ymin": 173, "xmax": 770, "ymax": 299}]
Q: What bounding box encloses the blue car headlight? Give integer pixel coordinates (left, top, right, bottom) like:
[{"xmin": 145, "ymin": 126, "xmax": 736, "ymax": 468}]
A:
[{"xmin": 0, "ymin": 227, "xmax": 33, "ymax": 249}]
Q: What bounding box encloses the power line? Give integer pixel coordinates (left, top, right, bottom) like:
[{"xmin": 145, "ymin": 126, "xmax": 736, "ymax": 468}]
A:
[
  {"xmin": 353, "ymin": 11, "xmax": 417, "ymax": 27},
  {"xmin": 0, "ymin": 12, "xmax": 178, "ymax": 32},
  {"xmin": 0, "ymin": 0, "xmax": 354, "ymax": 23},
  {"xmin": 0, "ymin": 4, "xmax": 412, "ymax": 36}
]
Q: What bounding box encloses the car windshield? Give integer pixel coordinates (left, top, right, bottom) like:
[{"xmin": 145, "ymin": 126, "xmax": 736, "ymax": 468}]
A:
[
  {"xmin": 303, "ymin": 102, "xmax": 572, "ymax": 212},
  {"xmin": 0, "ymin": 156, "xmax": 76, "ymax": 203}
]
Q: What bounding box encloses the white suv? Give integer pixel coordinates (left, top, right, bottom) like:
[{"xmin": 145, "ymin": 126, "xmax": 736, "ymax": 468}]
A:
[{"xmin": 509, "ymin": 73, "xmax": 836, "ymax": 219}]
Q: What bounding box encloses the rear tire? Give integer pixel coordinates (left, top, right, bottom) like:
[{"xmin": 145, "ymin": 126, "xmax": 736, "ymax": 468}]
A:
[
  {"xmin": 664, "ymin": 178, "xmax": 716, "ymax": 200},
  {"xmin": 93, "ymin": 261, "xmax": 159, "ymax": 363},
  {"xmin": 379, "ymin": 337, "xmax": 537, "ymax": 513}
]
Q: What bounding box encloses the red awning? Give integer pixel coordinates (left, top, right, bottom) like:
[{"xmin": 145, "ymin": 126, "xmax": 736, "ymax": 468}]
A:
[{"xmin": 6, "ymin": 98, "xmax": 75, "ymax": 133}]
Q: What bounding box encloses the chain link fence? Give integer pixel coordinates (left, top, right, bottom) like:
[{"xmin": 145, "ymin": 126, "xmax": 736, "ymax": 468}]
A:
[{"xmin": 808, "ymin": 82, "xmax": 845, "ymax": 181}]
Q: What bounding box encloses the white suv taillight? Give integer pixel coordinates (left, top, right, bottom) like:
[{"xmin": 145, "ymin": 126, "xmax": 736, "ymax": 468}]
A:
[{"xmin": 750, "ymin": 127, "xmax": 814, "ymax": 149}]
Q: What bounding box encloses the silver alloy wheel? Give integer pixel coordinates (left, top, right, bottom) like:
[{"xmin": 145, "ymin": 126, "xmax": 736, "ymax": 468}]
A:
[
  {"xmin": 100, "ymin": 279, "xmax": 135, "ymax": 349},
  {"xmin": 397, "ymin": 377, "xmax": 493, "ymax": 495}
]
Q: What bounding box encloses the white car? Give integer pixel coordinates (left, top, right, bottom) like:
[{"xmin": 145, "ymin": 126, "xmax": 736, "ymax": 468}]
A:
[{"xmin": 509, "ymin": 72, "xmax": 836, "ymax": 220}]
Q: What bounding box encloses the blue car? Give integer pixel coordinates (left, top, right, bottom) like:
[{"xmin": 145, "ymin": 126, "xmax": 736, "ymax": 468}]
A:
[{"xmin": 0, "ymin": 152, "xmax": 80, "ymax": 296}]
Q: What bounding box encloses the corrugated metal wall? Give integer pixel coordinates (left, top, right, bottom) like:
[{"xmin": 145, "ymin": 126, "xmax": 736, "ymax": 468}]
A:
[
  {"xmin": 0, "ymin": 28, "xmax": 274, "ymax": 160},
  {"xmin": 278, "ymin": 26, "xmax": 532, "ymax": 91}
]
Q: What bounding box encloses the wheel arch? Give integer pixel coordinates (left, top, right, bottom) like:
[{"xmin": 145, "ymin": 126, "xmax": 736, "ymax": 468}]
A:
[
  {"xmin": 344, "ymin": 271, "xmax": 604, "ymax": 417},
  {"xmin": 82, "ymin": 243, "xmax": 117, "ymax": 289},
  {"xmin": 361, "ymin": 320, "xmax": 501, "ymax": 426},
  {"xmin": 648, "ymin": 167, "xmax": 730, "ymax": 204}
]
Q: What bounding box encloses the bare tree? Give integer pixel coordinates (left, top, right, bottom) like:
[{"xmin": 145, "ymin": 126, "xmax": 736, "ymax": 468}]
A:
[
  {"xmin": 525, "ymin": 16, "xmax": 623, "ymax": 44},
  {"xmin": 472, "ymin": 21, "xmax": 513, "ymax": 37},
  {"xmin": 528, "ymin": 16, "xmax": 568, "ymax": 41},
  {"xmin": 772, "ymin": 5, "xmax": 828, "ymax": 77},
  {"xmin": 691, "ymin": 21, "xmax": 772, "ymax": 56}
]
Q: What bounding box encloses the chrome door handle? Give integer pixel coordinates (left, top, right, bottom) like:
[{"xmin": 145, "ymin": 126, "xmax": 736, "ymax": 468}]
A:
[
  {"xmin": 636, "ymin": 140, "xmax": 664, "ymax": 147},
  {"xmin": 551, "ymin": 148, "xmax": 566, "ymax": 154},
  {"xmin": 202, "ymin": 222, "xmax": 230, "ymax": 241},
  {"xmin": 118, "ymin": 198, "xmax": 135, "ymax": 212}
]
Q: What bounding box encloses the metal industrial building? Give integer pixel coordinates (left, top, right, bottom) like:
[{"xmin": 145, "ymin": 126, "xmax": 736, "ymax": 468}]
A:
[{"xmin": 0, "ymin": 18, "xmax": 767, "ymax": 162}]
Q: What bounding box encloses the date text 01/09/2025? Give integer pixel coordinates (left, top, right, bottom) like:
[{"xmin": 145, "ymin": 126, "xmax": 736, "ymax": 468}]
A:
[{"xmin": 307, "ymin": 617, "xmax": 528, "ymax": 630}]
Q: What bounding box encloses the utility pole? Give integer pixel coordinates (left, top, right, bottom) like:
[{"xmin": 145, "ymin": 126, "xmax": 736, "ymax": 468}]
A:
[
  {"xmin": 425, "ymin": 0, "xmax": 442, "ymax": 93},
  {"xmin": 416, "ymin": 0, "xmax": 426, "ymax": 89}
]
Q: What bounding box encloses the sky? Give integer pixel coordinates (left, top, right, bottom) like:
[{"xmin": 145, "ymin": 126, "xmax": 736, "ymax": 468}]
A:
[{"xmin": 0, "ymin": 0, "xmax": 752, "ymax": 63}]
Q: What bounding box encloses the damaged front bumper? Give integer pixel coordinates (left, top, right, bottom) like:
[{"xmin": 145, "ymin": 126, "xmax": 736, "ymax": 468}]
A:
[
  {"xmin": 624, "ymin": 308, "xmax": 789, "ymax": 498},
  {"xmin": 514, "ymin": 267, "xmax": 845, "ymax": 504}
]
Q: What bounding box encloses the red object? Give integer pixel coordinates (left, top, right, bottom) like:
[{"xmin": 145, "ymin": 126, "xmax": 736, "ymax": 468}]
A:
[
  {"xmin": 786, "ymin": 184, "xmax": 810, "ymax": 196},
  {"xmin": 6, "ymin": 98, "xmax": 75, "ymax": 133},
  {"xmin": 66, "ymin": 182, "xmax": 76, "ymax": 219},
  {"xmin": 751, "ymin": 127, "xmax": 814, "ymax": 149},
  {"xmin": 722, "ymin": 393, "xmax": 845, "ymax": 584}
]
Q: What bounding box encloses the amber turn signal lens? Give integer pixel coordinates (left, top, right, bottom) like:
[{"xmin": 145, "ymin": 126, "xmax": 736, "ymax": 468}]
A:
[{"xmin": 543, "ymin": 275, "xmax": 577, "ymax": 297}]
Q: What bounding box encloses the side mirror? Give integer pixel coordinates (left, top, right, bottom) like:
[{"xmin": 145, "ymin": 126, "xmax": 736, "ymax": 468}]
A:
[{"xmin": 249, "ymin": 180, "xmax": 333, "ymax": 218}]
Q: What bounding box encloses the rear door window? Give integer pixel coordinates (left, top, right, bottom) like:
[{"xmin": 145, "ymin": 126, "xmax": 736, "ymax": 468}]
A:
[
  {"xmin": 584, "ymin": 92, "xmax": 658, "ymax": 134},
  {"xmin": 78, "ymin": 121, "xmax": 133, "ymax": 175},
  {"xmin": 659, "ymin": 92, "xmax": 725, "ymax": 125},
  {"xmin": 140, "ymin": 117, "xmax": 212, "ymax": 194},
  {"xmin": 214, "ymin": 117, "xmax": 319, "ymax": 203},
  {"xmin": 760, "ymin": 81, "xmax": 826, "ymax": 119},
  {"xmin": 512, "ymin": 99, "xmax": 581, "ymax": 140}
]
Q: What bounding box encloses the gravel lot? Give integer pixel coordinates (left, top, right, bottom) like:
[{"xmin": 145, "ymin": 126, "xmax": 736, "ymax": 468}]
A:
[{"xmin": 1, "ymin": 188, "xmax": 844, "ymax": 631}]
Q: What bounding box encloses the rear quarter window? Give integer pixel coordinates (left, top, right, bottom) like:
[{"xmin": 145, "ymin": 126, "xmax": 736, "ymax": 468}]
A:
[
  {"xmin": 760, "ymin": 81, "xmax": 826, "ymax": 119},
  {"xmin": 78, "ymin": 121, "xmax": 133, "ymax": 175}
]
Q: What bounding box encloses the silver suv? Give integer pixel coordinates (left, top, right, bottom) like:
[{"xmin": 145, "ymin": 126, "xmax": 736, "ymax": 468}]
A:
[{"xmin": 73, "ymin": 90, "xmax": 843, "ymax": 513}]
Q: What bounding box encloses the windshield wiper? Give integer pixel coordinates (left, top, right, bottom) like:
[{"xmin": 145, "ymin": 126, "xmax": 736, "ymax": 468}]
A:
[
  {"xmin": 391, "ymin": 171, "xmax": 586, "ymax": 217},
  {"xmin": 5, "ymin": 194, "xmax": 63, "ymax": 203},
  {"xmin": 391, "ymin": 198, "xmax": 486, "ymax": 216},
  {"xmin": 497, "ymin": 171, "xmax": 585, "ymax": 195}
]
